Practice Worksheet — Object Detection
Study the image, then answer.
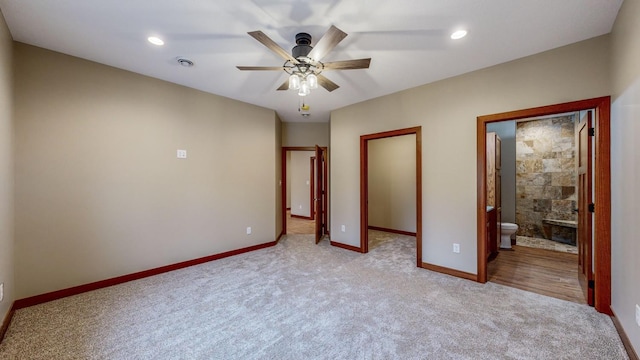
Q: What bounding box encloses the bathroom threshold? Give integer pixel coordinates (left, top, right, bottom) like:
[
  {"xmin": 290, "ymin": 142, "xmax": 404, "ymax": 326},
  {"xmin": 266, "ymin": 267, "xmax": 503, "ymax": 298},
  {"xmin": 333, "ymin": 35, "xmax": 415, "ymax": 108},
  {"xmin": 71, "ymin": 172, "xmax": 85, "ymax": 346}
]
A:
[{"xmin": 488, "ymin": 245, "xmax": 585, "ymax": 304}]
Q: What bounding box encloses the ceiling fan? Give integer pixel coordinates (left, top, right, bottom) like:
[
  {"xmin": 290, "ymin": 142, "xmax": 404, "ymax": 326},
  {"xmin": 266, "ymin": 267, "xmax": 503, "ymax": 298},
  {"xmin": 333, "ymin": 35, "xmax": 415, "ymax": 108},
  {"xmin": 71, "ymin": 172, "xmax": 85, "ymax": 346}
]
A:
[{"xmin": 237, "ymin": 25, "xmax": 371, "ymax": 95}]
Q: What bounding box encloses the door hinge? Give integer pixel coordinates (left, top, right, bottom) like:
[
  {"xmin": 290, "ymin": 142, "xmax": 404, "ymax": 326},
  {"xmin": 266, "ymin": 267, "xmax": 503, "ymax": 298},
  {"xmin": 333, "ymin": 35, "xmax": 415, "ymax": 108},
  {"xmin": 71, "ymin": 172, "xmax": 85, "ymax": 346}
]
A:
[
  {"xmin": 588, "ymin": 280, "xmax": 595, "ymax": 289},
  {"xmin": 588, "ymin": 203, "xmax": 595, "ymax": 213},
  {"xmin": 588, "ymin": 127, "xmax": 595, "ymax": 136}
]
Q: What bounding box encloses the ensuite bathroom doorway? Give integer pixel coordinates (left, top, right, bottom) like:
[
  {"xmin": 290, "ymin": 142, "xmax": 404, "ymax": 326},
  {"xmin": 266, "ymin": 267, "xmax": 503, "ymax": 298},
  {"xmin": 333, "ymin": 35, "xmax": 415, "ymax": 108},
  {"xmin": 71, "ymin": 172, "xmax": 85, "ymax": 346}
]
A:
[
  {"xmin": 477, "ymin": 97, "xmax": 611, "ymax": 313},
  {"xmin": 485, "ymin": 112, "xmax": 586, "ymax": 304}
]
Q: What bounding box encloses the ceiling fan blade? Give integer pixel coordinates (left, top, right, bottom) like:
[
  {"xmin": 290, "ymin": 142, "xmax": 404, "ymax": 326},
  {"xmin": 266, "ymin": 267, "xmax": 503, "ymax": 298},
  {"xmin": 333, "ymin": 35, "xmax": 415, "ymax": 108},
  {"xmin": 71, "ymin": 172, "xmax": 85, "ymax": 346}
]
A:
[
  {"xmin": 236, "ymin": 66, "xmax": 284, "ymax": 71},
  {"xmin": 277, "ymin": 80, "xmax": 289, "ymax": 91},
  {"xmin": 317, "ymin": 74, "xmax": 339, "ymax": 92},
  {"xmin": 248, "ymin": 31, "xmax": 299, "ymax": 64},
  {"xmin": 322, "ymin": 58, "xmax": 371, "ymax": 70},
  {"xmin": 307, "ymin": 25, "xmax": 347, "ymax": 62}
]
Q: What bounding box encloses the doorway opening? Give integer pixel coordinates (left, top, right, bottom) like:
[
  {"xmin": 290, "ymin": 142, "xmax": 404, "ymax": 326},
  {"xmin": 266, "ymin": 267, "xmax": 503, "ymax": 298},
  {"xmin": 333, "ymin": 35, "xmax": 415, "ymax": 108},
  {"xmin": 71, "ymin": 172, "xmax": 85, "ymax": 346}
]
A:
[
  {"xmin": 485, "ymin": 112, "xmax": 588, "ymax": 305},
  {"xmin": 360, "ymin": 127, "xmax": 422, "ymax": 266},
  {"xmin": 477, "ymin": 97, "xmax": 611, "ymax": 314},
  {"xmin": 281, "ymin": 146, "xmax": 328, "ymax": 242}
]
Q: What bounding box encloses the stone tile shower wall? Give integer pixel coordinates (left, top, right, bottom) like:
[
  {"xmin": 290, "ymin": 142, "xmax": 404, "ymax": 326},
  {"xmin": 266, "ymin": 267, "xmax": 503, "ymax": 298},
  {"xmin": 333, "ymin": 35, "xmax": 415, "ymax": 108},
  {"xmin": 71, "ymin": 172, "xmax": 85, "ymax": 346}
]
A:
[{"xmin": 515, "ymin": 115, "xmax": 577, "ymax": 241}]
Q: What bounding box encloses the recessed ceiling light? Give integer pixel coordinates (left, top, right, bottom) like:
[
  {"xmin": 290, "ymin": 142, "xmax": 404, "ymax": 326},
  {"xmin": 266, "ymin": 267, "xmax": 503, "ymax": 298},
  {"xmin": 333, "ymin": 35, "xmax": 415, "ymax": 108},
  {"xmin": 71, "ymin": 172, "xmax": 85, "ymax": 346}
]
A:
[
  {"xmin": 148, "ymin": 36, "xmax": 164, "ymax": 46},
  {"xmin": 451, "ymin": 30, "xmax": 467, "ymax": 40}
]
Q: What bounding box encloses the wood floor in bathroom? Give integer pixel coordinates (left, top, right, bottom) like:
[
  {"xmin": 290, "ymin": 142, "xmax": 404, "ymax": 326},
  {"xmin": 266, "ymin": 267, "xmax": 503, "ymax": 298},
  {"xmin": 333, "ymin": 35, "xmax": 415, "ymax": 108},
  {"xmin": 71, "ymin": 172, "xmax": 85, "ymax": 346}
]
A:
[{"xmin": 487, "ymin": 245, "xmax": 586, "ymax": 304}]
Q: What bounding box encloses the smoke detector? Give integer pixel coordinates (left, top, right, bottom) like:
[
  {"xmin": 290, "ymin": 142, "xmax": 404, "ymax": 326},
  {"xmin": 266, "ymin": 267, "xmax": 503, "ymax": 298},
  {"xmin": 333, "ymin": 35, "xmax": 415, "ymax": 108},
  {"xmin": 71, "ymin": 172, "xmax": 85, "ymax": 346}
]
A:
[{"xmin": 176, "ymin": 57, "xmax": 194, "ymax": 67}]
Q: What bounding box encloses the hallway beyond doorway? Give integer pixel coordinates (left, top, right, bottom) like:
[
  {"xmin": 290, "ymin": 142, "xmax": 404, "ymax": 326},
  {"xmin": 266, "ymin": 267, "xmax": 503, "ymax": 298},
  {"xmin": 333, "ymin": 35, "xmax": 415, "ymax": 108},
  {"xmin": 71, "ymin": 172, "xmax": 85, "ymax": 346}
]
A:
[{"xmin": 286, "ymin": 210, "xmax": 315, "ymax": 234}]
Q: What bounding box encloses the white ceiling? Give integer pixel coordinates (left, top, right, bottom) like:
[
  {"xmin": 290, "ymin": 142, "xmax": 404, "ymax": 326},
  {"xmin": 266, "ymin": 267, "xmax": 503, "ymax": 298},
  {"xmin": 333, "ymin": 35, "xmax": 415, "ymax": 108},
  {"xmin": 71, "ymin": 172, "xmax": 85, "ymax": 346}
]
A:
[{"xmin": 0, "ymin": 0, "xmax": 623, "ymax": 123}]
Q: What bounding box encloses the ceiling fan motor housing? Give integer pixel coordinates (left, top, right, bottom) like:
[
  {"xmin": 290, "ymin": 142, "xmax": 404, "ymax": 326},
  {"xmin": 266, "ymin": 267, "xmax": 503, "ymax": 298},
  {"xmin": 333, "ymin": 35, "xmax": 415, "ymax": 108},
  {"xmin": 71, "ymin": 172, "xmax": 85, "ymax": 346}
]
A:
[{"xmin": 292, "ymin": 32, "xmax": 313, "ymax": 60}]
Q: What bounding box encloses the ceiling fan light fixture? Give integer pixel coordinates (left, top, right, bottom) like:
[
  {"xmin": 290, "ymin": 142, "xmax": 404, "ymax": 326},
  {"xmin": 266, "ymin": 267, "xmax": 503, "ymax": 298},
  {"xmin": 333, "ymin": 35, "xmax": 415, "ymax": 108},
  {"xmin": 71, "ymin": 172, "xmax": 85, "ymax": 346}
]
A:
[
  {"xmin": 307, "ymin": 74, "xmax": 318, "ymax": 89},
  {"xmin": 238, "ymin": 26, "xmax": 368, "ymax": 96},
  {"xmin": 298, "ymin": 80, "xmax": 310, "ymax": 96},
  {"xmin": 289, "ymin": 74, "xmax": 301, "ymax": 90}
]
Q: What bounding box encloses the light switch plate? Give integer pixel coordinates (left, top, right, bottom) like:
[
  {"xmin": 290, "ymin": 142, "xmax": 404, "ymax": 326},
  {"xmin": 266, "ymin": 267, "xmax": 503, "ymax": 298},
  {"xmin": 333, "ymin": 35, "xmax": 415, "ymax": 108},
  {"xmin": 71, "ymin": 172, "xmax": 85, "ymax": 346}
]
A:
[
  {"xmin": 246, "ymin": 227, "xmax": 252, "ymax": 235},
  {"xmin": 635, "ymin": 304, "xmax": 640, "ymax": 327}
]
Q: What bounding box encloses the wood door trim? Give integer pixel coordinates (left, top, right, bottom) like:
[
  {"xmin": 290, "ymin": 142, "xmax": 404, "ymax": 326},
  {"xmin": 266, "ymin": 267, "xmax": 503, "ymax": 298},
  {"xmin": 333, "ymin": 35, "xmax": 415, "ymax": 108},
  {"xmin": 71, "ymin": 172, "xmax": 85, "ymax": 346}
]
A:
[
  {"xmin": 281, "ymin": 147, "xmax": 328, "ymax": 235},
  {"xmin": 314, "ymin": 145, "xmax": 323, "ymax": 243},
  {"xmin": 323, "ymin": 148, "xmax": 329, "ymax": 236},
  {"xmin": 310, "ymin": 156, "xmax": 315, "ymax": 220},
  {"xmin": 360, "ymin": 126, "xmax": 422, "ymax": 266},
  {"xmin": 476, "ymin": 96, "xmax": 611, "ymax": 314}
]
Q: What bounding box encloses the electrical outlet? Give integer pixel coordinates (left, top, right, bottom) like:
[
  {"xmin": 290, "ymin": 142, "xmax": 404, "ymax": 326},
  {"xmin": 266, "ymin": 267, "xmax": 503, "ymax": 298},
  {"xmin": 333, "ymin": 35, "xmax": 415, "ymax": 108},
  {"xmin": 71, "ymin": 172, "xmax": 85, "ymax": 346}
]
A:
[
  {"xmin": 341, "ymin": 225, "xmax": 346, "ymax": 232},
  {"xmin": 177, "ymin": 149, "xmax": 187, "ymax": 159},
  {"xmin": 635, "ymin": 304, "xmax": 640, "ymax": 327},
  {"xmin": 246, "ymin": 227, "xmax": 252, "ymax": 235},
  {"xmin": 0, "ymin": 283, "xmax": 3, "ymax": 302},
  {"xmin": 453, "ymin": 243, "xmax": 460, "ymax": 253}
]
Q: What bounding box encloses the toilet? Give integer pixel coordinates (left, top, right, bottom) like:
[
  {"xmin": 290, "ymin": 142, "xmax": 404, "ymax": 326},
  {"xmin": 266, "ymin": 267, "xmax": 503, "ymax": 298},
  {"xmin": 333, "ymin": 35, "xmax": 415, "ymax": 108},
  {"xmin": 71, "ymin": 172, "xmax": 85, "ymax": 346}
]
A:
[{"xmin": 499, "ymin": 223, "xmax": 519, "ymax": 249}]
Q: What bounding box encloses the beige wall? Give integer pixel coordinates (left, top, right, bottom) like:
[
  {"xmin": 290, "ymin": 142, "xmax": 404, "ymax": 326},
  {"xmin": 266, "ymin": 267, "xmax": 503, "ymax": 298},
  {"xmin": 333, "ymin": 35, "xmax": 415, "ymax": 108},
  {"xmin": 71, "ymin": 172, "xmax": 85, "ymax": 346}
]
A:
[
  {"xmin": 368, "ymin": 135, "xmax": 416, "ymax": 232},
  {"xmin": 13, "ymin": 43, "xmax": 278, "ymax": 299},
  {"xmin": 290, "ymin": 151, "xmax": 314, "ymax": 218},
  {"xmin": 282, "ymin": 122, "xmax": 329, "ymax": 147},
  {"xmin": 0, "ymin": 11, "xmax": 13, "ymax": 320},
  {"xmin": 610, "ymin": 0, "xmax": 640, "ymax": 352},
  {"xmin": 330, "ymin": 35, "xmax": 610, "ymax": 274}
]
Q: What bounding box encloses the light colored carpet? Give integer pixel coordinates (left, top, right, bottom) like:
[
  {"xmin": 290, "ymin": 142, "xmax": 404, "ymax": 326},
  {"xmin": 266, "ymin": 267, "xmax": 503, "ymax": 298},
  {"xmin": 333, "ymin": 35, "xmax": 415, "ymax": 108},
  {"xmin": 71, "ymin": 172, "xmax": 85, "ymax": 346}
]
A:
[{"xmin": 0, "ymin": 231, "xmax": 628, "ymax": 359}]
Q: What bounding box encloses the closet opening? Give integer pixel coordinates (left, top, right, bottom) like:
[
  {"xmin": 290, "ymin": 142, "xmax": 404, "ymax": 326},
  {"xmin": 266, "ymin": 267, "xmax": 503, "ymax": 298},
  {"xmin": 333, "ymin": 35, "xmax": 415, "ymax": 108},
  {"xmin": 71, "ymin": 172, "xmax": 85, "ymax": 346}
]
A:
[{"xmin": 359, "ymin": 127, "xmax": 422, "ymax": 266}]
